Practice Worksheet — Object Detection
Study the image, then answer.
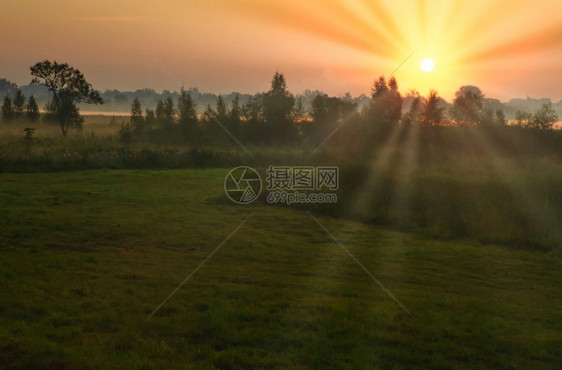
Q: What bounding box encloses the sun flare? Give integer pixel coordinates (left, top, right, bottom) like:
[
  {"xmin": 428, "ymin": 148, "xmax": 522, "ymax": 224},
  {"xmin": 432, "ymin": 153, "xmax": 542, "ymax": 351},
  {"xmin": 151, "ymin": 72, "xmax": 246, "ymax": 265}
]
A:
[{"xmin": 420, "ymin": 59, "xmax": 434, "ymax": 72}]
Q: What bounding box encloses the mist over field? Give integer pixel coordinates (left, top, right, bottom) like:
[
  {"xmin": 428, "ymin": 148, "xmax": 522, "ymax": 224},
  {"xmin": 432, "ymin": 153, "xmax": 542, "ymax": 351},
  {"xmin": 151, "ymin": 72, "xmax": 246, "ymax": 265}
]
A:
[{"xmin": 2, "ymin": 77, "xmax": 562, "ymax": 123}]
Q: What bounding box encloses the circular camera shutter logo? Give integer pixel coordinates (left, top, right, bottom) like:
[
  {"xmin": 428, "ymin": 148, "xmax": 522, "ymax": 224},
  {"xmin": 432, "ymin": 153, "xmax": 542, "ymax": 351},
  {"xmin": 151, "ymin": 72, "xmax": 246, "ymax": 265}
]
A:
[{"xmin": 224, "ymin": 166, "xmax": 262, "ymax": 204}]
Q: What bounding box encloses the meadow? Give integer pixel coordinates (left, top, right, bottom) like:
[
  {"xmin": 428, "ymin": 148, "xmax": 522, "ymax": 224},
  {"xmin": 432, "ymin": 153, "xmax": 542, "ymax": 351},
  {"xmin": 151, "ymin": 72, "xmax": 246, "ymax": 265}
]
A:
[
  {"xmin": 0, "ymin": 168, "xmax": 561, "ymax": 369},
  {"xmin": 1, "ymin": 117, "xmax": 561, "ymax": 368}
]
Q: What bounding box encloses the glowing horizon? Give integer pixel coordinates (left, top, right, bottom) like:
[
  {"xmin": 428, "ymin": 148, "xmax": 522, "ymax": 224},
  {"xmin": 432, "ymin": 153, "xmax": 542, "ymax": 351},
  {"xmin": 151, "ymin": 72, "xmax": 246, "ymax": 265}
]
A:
[{"xmin": 1, "ymin": 0, "xmax": 561, "ymax": 101}]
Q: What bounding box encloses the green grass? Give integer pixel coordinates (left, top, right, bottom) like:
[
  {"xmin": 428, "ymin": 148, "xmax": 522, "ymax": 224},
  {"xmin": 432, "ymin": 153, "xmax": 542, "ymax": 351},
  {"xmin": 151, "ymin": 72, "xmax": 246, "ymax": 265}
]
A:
[{"xmin": 1, "ymin": 169, "xmax": 561, "ymax": 368}]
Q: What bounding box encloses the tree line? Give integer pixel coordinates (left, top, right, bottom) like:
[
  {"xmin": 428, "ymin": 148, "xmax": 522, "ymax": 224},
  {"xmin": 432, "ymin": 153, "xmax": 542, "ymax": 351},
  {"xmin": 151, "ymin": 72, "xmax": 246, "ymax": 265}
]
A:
[
  {"xmin": 1, "ymin": 90, "xmax": 40, "ymax": 122},
  {"xmin": 121, "ymin": 73, "xmax": 558, "ymax": 146},
  {"xmin": 1, "ymin": 60, "xmax": 558, "ymax": 143}
]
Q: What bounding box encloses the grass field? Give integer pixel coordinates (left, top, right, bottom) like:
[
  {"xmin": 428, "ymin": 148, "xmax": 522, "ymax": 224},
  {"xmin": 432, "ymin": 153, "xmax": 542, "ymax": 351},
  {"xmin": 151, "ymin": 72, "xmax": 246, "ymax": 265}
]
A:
[{"xmin": 1, "ymin": 169, "xmax": 561, "ymax": 368}]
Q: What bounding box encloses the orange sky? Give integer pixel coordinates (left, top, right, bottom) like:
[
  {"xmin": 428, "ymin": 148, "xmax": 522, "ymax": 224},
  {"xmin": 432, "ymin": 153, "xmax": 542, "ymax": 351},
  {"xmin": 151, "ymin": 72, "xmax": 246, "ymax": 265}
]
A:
[{"xmin": 1, "ymin": 0, "xmax": 561, "ymax": 101}]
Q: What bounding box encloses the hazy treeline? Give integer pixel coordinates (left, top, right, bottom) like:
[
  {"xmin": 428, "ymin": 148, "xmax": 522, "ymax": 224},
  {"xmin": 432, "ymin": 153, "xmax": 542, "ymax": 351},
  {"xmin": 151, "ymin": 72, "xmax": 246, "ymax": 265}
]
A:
[
  {"xmin": 109, "ymin": 72, "xmax": 560, "ymax": 151},
  {"xmin": 1, "ymin": 76, "xmax": 561, "ymax": 119}
]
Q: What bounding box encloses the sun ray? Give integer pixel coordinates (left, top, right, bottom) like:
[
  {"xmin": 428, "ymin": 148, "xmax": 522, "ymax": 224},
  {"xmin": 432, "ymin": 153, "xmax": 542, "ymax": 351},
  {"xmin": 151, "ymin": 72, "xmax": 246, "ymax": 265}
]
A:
[
  {"xmin": 228, "ymin": 0, "xmax": 404, "ymax": 57},
  {"xmin": 347, "ymin": 122, "xmax": 407, "ymax": 220},
  {"xmin": 458, "ymin": 23, "xmax": 562, "ymax": 64},
  {"xmin": 416, "ymin": 0, "xmax": 427, "ymax": 44},
  {"xmin": 464, "ymin": 128, "xmax": 559, "ymax": 245},
  {"xmin": 356, "ymin": 0, "xmax": 408, "ymax": 50}
]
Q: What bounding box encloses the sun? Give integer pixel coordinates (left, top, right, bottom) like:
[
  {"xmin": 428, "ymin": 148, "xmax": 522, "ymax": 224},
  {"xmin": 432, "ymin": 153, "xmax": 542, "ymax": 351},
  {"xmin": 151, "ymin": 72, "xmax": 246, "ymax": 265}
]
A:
[{"xmin": 420, "ymin": 59, "xmax": 434, "ymax": 72}]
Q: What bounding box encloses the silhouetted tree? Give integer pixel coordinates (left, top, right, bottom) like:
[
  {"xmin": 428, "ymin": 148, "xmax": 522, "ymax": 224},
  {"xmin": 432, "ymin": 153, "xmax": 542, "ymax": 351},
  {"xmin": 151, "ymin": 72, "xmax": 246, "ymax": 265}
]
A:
[
  {"xmin": 0, "ymin": 78, "xmax": 18, "ymax": 97},
  {"xmin": 13, "ymin": 90, "xmax": 26, "ymax": 119},
  {"xmin": 230, "ymin": 93, "xmax": 241, "ymax": 122},
  {"xmin": 145, "ymin": 108, "xmax": 156, "ymax": 130},
  {"xmin": 450, "ymin": 86, "xmax": 484, "ymax": 126},
  {"xmin": 1, "ymin": 95, "xmax": 13, "ymax": 121},
  {"xmin": 242, "ymin": 93, "xmax": 266, "ymax": 143},
  {"xmin": 216, "ymin": 95, "xmax": 227, "ymax": 121},
  {"xmin": 402, "ymin": 90, "xmax": 422, "ymax": 125},
  {"xmin": 177, "ymin": 89, "xmax": 198, "ymax": 133},
  {"xmin": 480, "ymin": 108, "xmax": 507, "ymax": 127},
  {"xmin": 309, "ymin": 93, "xmax": 356, "ymax": 140},
  {"xmin": 130, "ymin": 98, "xmax": 145, "ymax": 131},
  {"xmin": 201, "ymin": 104, "xmax": 216, "ymax": 135},
  {"xmin": 155, "ymin": 99, "xmax": 165, "ymax": 125},
  {"xmin": 30, "ymin": 60, "xmax": 103, "ymax": 136},
  {"xmin": 228, "ymin": 93, "xmax": 242, "ymax": 134},
  {"xmin": 26, "ymin": 95, "xmax": 40, "ymax": 121},
  {"xmin": 531, "ymin": 103, "xmax": 558, "ymax": 130},
  {"xmin": 212, "ymin": 94, "xmax": 239, "ymax": 137},
  {"xmin": 119, "ymin": 121, "xmax": 133, "ymax": 145},
  {"xmin": 514, "ymin": 110, "xmax": 533, "ymax": 127},
  {"xmin": 262, "ymin": 72, "xmax": 295, "ymax": 142},
  {"xmin": 163, "ymin": 97, "xmax": 176, "ymax": 126},
  {"xmin": 242, "ymin": 93, "xmax": 264, "ymax": 122},
  {"xmin": 43, "ymin": 100, "xmax": 57, "ymax": 123},
  {"xmin": 495, "ymin": 110, "xmax": 507, "ymax": 126},
  {"xmin": 421, "ymin": 90, "xmax": 445, "ymax": 126},
  {"xmin": 293, "ymin": 96, "xmax": 306, "ymax": 122},
  {"xmin": 368, "ymin": 76, "xmax": 402, "ymax": 125}
]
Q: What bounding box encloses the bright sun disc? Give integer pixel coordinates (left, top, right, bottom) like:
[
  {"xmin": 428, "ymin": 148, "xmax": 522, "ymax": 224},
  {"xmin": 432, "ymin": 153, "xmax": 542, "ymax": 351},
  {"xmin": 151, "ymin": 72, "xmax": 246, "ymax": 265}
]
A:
[{"xmin": 420, "ymin": 59, "xmax": 434, "ymax": 72}]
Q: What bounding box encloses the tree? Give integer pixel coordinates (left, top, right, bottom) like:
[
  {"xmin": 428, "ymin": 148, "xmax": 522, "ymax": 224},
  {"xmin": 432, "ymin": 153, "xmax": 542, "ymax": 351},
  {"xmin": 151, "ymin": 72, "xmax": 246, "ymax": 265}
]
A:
[
  {"xmin": 480, "ymin": 108, "xmax": 507, "ymax": 127},
  {"xmin": 1, "ymin": 95, "xmax": 13, "ymax": 121},
  {"xmin": 531, "ymin": 102, "xmax": 558, "ymax": 130},
  {"xmin": 402, "ymin": 90, "xmax": 422, "ymax": 125},
  {"xmin": 162, "ymin": 97, "xmax": 176, "ymax": 126},
  {"xmin": 13, "ymin": 90, "xmax": 26, "ymax": 118},
  {"xmin": 514, "ymin": 104, "xmax": 557, "ymax": 130},
  {"xmin": 311, "ymin": 94, "xmax": 355, "ymax": 125},
  {"xmin": 420, "ymin": 90, "xmax": 445, "ymax": 126},
  {"xmin": 242, "ymin": 93, "xmax": 264, "ymax": 122},
  {"xmin": 368, "ymin": 76, "xmax": 402, "ymax": 125},
  {"xmin": 230, "ymin": 93, "xmax": 241, "ymax": 122},
  {"xmin": 26, "ymin": 95, "xmax": 40, "ymax": 121},
  {"xmin": 228, "ymin": 93, "xmax": 242, "ymax": 134},
  {"xmin": 145, "ymin": 108, "xmax": 156, "ymax": 130},
  {"xmin": 130, "ymin": 98, "xmax": 145, "ymax": 131},
  {"xmin": 30, "ymin": 60, "xmax": 103, "ymax": 136},
  {"xmin": 216, "ymin": 95, "xmax": 228, "ymax": 121},
  {"xmin": 214, "ymin": 94, "xmax": 239, "ymax": 136},
  {"xmin": 309, "ymin": 93, "xmax": 356, "ymax": 141},
  {"xmin": 201, "ymin": 104, "xmax": 216, "ymax": 134},
  {"xmin": 292, "ymin": 96, "xmax": 306, "ymax": 122},
  {"xmin": 242, "ymin": 93, "xmax": 266, "ymax": 143},
  {"xmin": 0, "ymin": 78, "xmax": 18, "ymax": 97},
  {"xmin": 177, "ymin": 89, "xmax": 197, "ymax": 132},
  {"xmin": 43, "ymin": 100, "xmax": 57, "ymax": 123},
  {"xmin": 514, "ymin": 110, "xmax": 533, "ymax": 127},
  {"xmin": 450, "ymin": 85, "xmax": 484, "ymax": 126},
  {"xmin": 155, "ymin": 99, "xmax": 165, "ymax": 126},
  {"xmin": 495, "ymin": 110, "xmax": 507, "ymax": 126},
  {"xmin": 262, "ymin": 72, "xmax": 296, "ymax": 142}
]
